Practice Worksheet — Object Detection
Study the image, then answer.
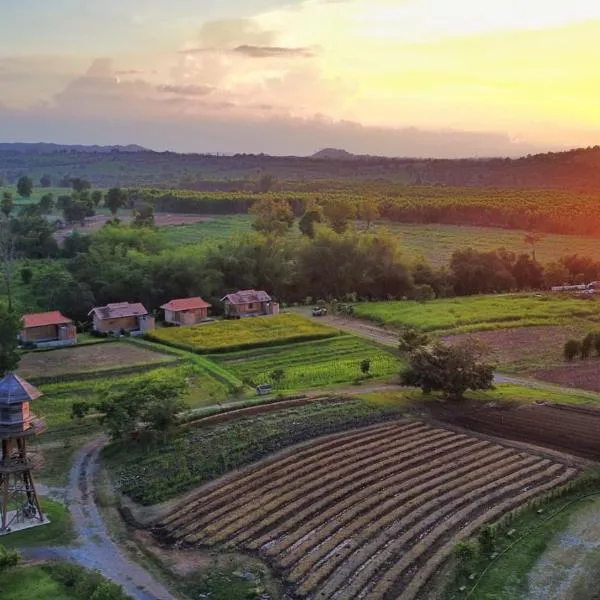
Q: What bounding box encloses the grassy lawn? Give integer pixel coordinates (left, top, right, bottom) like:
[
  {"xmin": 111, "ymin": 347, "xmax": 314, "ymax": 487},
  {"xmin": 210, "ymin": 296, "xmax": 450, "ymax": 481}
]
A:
[
  {"xmin": 18, "ymin": 341, "xmax": 178, "ymax": 381},
  {"xmin": 354, "ymin": 294, "xmax": 600, "ymax": 334},
  {"xmin": 0, "ymin": 566, "xmax": 74, "ymax": 600},
  {"xmin": 148, "ymin": 313, "xmax": 340, "ymax": 353},
  {"xmin": 211, "ymin": 335, "xmax": 401, "ymax": 390},
  {"xmin": 0, "ymin": 499, "xmax": 74, "ymax": 549}
]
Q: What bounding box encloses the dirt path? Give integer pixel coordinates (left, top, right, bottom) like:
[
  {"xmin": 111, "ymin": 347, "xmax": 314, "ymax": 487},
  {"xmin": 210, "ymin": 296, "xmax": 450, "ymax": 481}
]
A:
[{"xmin": 21, "ymin": 437, "xmax": 178, "ymax": 600}]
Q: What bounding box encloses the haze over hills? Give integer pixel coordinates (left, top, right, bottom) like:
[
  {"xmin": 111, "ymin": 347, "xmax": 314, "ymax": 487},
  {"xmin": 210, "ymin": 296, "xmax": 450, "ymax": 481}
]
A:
[{"xmin": 0, "ymin": 142, "xmax": 599, "ymax": 189}]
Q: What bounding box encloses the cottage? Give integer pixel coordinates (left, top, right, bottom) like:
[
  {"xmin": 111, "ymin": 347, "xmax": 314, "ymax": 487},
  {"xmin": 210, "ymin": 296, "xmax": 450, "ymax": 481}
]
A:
[
  {"xmin": 161, "ymin": 297, "xmax": 212, "ymax": 326},
  {"xmin": 221, "ymin": 289, "xmax": 279, "ymax": 318},
  {"xmin": 89, "ymin": 302, "xmax": 155, "ymax": 335},
  {"xmin": 20, "ymin": 311, "xmax": 77, "ymax": 347}
]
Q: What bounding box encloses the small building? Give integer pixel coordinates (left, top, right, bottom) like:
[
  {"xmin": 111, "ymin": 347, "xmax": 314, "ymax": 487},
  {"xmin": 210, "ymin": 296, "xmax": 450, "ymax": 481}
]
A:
[
  {"xmin": 161, "ymin": 297, "xmax": 212, "ymax": 326},
  {"xmin": 221, "ymin": 289, "xmax": 279, "ymax": 318},
  {"xmin": 20, "ymin": 311, "xmax": 77, "ymax": 348},
  {"xmin": 89, "ymin": 302, "xmax": 155, "ymax": 335}
]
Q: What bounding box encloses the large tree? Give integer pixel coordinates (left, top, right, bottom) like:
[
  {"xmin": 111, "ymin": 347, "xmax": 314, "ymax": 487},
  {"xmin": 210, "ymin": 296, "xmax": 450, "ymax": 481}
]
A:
[
  {"xmin": 1, "ymin": 191, "xmax": 13, "ymax": 218},
  {"xmin": 0, "ymin": 305, "xmax": 21, "ymax": 376},
  {"xmin": 250, "ymin": 198, "xmax": 294, "ymax": 236},
  {"xmin": 104, "ymin": 187, "xmax": 126, "ymax": 217},
  {"xmin": 298, "ymin": 204, "xmax": 324, "ymax": 238},
  {"xmin": 16, "ymin": 176, "xmax": 33, "ymax": 199},
  {"xmin": 401, "ymin": 340, "xmax": 495, "ymax": 401},
  {"xmin": 323, "ymin": 197, "xmax": 357, "ymax": 234}
]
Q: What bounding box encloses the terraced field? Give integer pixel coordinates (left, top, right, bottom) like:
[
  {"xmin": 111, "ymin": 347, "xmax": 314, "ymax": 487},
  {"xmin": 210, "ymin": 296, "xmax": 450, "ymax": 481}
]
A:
[
  {"xmin": 211, "ymin": 335, "xmax": 400, "ymax": 389},
  {"xmin": 157, "ymin": 421, "xmax": 577, "ymax": 600}
]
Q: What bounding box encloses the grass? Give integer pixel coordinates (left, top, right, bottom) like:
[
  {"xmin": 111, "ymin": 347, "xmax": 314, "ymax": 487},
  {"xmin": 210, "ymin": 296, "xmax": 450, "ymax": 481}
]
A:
[
  {"xmin": 473, "ymin": 383, "xmax": 600, "ymax": 405},
  {"xmin": 161, "ymin": 215, "xmax": 255, "ymax": 246},
  {"xmin": 354, "ymin": 294, "xmax": 600, "ymax": 334},
  {"xmin": 211, "ymin": 335, "xmax": 401, "ymax": 390},
  {"xmin": 148, "ymin": 313, "xmax": 340, "ymax": 353},
  {"xmin": 0, "ymin": 566, "xmax": 74, "ymax": 600},
  {"xmin": 0, "ymin": 499, "xmax": 74, "ymax": 549},
  {"xmin": 17, "ymin": 341, "xmax": 178, "ymax": 381},
  {"xmin": 102, "ymin": 395, "xmax": 412, "ymax": 505}
]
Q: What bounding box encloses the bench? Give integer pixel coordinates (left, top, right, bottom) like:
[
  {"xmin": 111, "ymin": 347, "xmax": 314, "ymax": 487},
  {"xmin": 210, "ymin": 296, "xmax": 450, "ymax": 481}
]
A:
[{"xmin": 255, "ymin": 384, "xmax": 273, "ymax": 396}]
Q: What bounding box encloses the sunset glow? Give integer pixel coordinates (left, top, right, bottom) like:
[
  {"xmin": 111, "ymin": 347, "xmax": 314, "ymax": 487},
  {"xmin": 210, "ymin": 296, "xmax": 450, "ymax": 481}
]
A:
[{"xmin": 1, "ymin": 0, "xmax": 599, "ymax": 154}]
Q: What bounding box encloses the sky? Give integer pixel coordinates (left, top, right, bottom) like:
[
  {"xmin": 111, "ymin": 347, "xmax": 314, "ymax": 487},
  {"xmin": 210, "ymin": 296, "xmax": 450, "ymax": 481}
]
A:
[{"xmin": 1, "ymin": 0, "xmax": 600, "ymax": 157}]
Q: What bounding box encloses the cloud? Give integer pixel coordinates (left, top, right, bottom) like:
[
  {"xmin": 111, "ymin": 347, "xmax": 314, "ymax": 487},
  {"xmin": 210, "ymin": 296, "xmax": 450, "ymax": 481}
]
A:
[
  {"xmin": 233, "ymin": 45, "xmax": 315, "ymax": 58},
  {"xmin": 157, "ymin": 83, "xmax": 214, "ymax": 96}
]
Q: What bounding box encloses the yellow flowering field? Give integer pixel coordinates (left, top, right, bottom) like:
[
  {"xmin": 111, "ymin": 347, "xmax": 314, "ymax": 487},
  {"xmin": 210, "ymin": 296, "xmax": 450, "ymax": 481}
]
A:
[{"xmin": 148, "ymin": 314, "xmax": 340, "ymax": 353}]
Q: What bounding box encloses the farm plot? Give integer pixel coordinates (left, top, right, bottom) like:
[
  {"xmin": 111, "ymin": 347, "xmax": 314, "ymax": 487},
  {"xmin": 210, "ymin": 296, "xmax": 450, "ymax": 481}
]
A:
[
  {"xmin": 148, "ymin": 313, "xmax": 340, "ymax": 353},
  {"xmin": 156, "ymin": 421, "xmax": 577, "ymax": 600},
  {"xmin": 211, "ymin": 335, "xmax": 400, "ymax": 389},
  {"xmin": 436, "ymin": 402, "xmax": 600, "ymax": 460},
  {"xmin": 17, "ymin": 341, "xmax": 178, "ymax": 380},
  {"xmin": 353, "ymin": 294, "xmax": 600, "ymax": 334}
]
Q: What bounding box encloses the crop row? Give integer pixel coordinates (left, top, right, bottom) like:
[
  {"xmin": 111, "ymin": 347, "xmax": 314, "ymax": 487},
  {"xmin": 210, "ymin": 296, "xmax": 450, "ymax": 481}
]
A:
[{"xmin": 158, "ymin": 421, "xmax": 577, "ymax": 599}]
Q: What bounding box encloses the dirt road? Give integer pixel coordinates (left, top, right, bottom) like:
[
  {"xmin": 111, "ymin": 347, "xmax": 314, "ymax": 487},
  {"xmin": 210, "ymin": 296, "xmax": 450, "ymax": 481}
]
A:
[{"xmin": 22, "ymin": 437, "xmax": 178, "ymax": 600}]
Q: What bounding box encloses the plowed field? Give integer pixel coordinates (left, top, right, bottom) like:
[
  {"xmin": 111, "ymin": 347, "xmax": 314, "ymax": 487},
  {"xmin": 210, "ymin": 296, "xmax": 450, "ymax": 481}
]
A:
[
  {"xmin": 436, "ymin": 402, "xmax": 600, "ymax": 461},
  {"xmin": 156, "ymin": 421, "xmax": 577, "ymax": 600}
]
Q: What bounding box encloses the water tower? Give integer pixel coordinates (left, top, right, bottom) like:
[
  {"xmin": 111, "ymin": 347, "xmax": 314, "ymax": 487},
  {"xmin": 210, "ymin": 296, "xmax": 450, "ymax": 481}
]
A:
[{"xmin": 0, "ymin": 373, "xmax": 46, "ymax": 534}]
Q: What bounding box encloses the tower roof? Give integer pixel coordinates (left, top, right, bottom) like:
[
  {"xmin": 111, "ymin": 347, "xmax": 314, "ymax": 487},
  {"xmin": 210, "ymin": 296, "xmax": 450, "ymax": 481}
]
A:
[{"xmin": 0, "ymin": 374, "xmax": 43, "ymax": 406}]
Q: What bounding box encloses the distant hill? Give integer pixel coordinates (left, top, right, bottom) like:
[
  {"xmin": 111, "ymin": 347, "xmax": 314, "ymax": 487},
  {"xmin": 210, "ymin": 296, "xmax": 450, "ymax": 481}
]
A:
[
  {"xmin": 312, "ymin": 148, "xmax": 357, "ymax": 160},
  {"xmin": 1, "ymin": 144, "xmax": 600, "ymax": 189},
  {"xmin": 0, "ymin": 142, "xmax": 147, "ymax": 154}
]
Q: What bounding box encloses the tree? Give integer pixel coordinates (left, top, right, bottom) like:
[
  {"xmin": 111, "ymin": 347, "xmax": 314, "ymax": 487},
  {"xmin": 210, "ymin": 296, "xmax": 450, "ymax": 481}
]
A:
[
  {"xmin": 0, "ymin": 305, "xmax": 21, "ymax": 376},
  {"xmin": 360, "ymin": 358, "xmax": 371, "ymax": 377},
  {"xmin": 401, "ymin": 341, "xmax": 495, "ymax": 401},
  {"xmin": 270, "ymin": 368, "xmax": 285, "ymax": 386},
  {"xmin": 16, "ymin": 175, "xmax": 33, "ymax": 199},
  {"xmin": 250, "ymin": 198, "xmax": 294, "ymax": 236},
  {"xmin": 257, "ymin": 174, "xmax": 276, "ymax": 193},
  {"xmin": 39, "ymin": 192, "xmax": 55, "ymax": 214},
  {"xmin": 132, "ymin": 203, "xmax": 155, "ymax": 227},
  {"xmin": 1, "ymin": 191, "xmax": 13, "ymax": 217},
  {"xmin": 0, "ymin": 217, "xmax": 15, "ymax": 310},
  {"xmin": 563, "ymin": 339, "xmax": 581, "ymax": 361},
  {"xmin": 91, "ymin": 190, "xmax": 103, "ymax": 207},
  {"xmin": 39, "ymin": 173, "xmax": 52, "ymax": 187},
  {"xmin": 70, "ymin": 178, "xmax": 91, "ymax": 193},
  {"xmin": 581, "ymin": 333, "xmax": 595, "ymax": 359},
  {"xmin": 544, "ymin": 261, "xmax": 570, "ymax": 287},
  {"xmin": 97, "ymin": 374, "xmax": 187, "ymax": 440},
  {"xmin": 359, "ymin": 198, "xmax": 380, "ymax": 230},
  {"xmin": 298, "ymin": 205, "xmax": 324, "ymax": 238},
  {"xmin": 398, "ymin": 328, "xmax": 430, "ymax": 354},
  {"xmin": 105, "ymin": 188, "xmax": 126, "ymax": 217},
  {"xmin": 20, "ymin": 266, "xmax": 32, "ymax": 285},
  {"xmin": 594, "ymin": 333, "xmax": 600, "ymax": 357},
  {"xmin": 524, "ymin": 232, "xmax": 543, "ymax": 261},
  {"xmin": 0, "ymin": 544, "xmax": 20, "ymax": 574},
  {"xmin": 323, "ymin": 197, "xmax": 356, "ymax": 234}
]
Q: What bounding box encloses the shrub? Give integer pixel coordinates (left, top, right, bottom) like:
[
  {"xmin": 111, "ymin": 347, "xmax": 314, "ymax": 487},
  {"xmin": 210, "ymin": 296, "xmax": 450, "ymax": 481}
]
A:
[
  {"xmin": 581, "ymin": 333, "xmax": 595, "ymax": 359},
  {"xmin": 360, "ymin": 358, "xmax": 371, "ymax": 376},
  {"xmin": 453, "ymin": 540, "xmax": 477, "ymax": 574},
  {"xmin": 478, "ymin": 524, "xmax": 496, "ymax": 556},
  {"xmin": 564, "ymin": 339, "xmax": 582, "ymax": 361},
  {"xmin": 594, "ymin": 333, "xmax": 600, "ymax": 357}
]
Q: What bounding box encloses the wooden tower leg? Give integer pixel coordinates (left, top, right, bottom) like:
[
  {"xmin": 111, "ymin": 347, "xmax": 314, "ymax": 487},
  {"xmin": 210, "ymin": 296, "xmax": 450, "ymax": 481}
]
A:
[
  {"xmin": 26, "ymin": 471, "xmax": 43, "ymax": 523},
  {"xmin": 1, "ymin": 473, "xmax": 9, "ymax": 532}
]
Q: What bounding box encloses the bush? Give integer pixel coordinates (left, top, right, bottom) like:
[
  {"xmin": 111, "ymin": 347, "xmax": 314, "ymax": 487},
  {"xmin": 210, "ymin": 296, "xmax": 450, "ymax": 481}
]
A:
[
  {"xmin": 478, "ymin": 524, "xmax": 496, "ymax": 557},
  {"xmin": 453, "ymin": 540, "xmax": 477, "ymax": 574},
  {"xmin": 564, "ymin": 339, "xmax": 582, "ymax": 361},
  {"xmin": 581, "ymin": 332, "xmax": 595, "ymax": 359}
]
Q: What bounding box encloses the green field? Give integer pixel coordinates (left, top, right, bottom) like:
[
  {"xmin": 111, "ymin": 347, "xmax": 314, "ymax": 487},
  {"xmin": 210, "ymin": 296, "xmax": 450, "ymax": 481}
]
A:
[
  {"xmin": 211, "ymin": 335, "xmax": 400, "ymax": 390},
  {"xmin": 353, "ymin": 294, "xmax": 600, "ymax": 334},
  {"xmin": 160, "ymin": 215, "xmax": 254, "ymax": 246},
  {"xmin": 148, "ymin": 313, "xmax": 340, "ymax": 353}
]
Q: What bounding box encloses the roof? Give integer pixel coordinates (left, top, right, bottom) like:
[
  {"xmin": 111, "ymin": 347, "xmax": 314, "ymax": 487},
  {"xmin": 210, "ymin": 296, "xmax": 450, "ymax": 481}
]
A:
[
  {"xmin": 160, "ymin": 297, "xmax": 212, "ymax": 312},
  {"xmin": 0, "ymin": 374, "xmax": 43, "ymax": 406},
  {"xmin": 221, "ymin": 289, "xmax": 272, "ymax": 305},
  {"xmin": 22, "ymin": 311, "xmax": 72, "ymax": 329},
  {"xmin": 88, "ymin": 302, "xmax": 148, "ymax": 320}
]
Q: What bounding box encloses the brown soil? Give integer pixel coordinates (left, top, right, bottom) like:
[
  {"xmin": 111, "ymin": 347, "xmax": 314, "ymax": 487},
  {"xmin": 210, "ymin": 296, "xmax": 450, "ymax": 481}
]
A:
[
  {"xmin": 433, "ymin": 401, "xmax": 600, "ymax": 460},
  {"xmin": 443, "ymin": 325, "xmax": 587, "ymax": 369},
  {"xmin": 532, "ymin": 361, "xmax": 600, "ymax": 392},
  {"xmin": 55, "ymin": 213, "xmax": 213, "ymax": 242},
  {"xmin": 18, "ymin": 341, "xmax": 175, "ymax": 378}
]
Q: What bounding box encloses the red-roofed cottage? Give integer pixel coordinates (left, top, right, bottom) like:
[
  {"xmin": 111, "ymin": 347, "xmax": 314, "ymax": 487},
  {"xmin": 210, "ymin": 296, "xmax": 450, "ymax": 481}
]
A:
[
  {"xmin": 89, "ymin": 302, "xmax": 155, "ymax": 335},
  {"xmin": 221, "ymin": 289, "xmax": 279, "ymax": 318},
  {"xmin": 20, "ymin": 311, "xmax": 77, "ymax": 347},
  {"xmin": 160, "ymin": 297, "xmax": 212, "ymax": 326}
]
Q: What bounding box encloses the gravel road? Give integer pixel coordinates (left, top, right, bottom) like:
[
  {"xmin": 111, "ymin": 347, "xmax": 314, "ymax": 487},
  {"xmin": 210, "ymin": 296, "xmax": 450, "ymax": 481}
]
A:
[{"xmin": 21, "ymin": 436, "xmax": 178, "ymax": 600}]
